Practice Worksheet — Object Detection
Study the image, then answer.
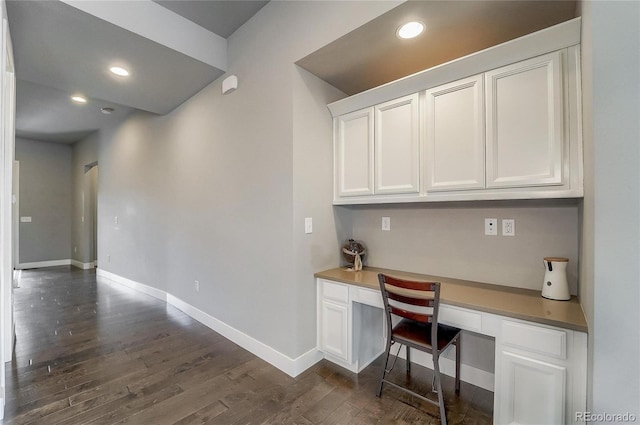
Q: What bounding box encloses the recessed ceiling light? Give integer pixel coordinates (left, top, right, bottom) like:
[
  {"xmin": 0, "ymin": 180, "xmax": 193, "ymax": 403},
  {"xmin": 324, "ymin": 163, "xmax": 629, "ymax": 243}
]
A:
[
  {"xmin": 71, "ymin": 95, "xmax": 87, "ymax": 104},
  {"xmin": 109, "ymin": 66, "xmax": 129, "ymax": 77},
  {"xmin": 101, "ymin": 107, "xmax": 115, "ymax": 114},
  {"xmin": 397, "ymin": 21, "xmax": 425, "ymax": 39}
]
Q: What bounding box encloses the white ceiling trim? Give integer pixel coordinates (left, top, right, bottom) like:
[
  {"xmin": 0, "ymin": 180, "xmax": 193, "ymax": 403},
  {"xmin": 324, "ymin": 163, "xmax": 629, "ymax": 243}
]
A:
[{"xmin": 61, "ymin": 0, "xmax": 227, "ymax": 71}]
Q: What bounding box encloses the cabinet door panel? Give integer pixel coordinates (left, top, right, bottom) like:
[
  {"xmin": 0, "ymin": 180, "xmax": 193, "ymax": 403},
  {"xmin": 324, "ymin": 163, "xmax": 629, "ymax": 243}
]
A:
[
  {"xmin": 320, "ymin": 300, "xmax": 349, "ymax": 361},
  {"xmin": 374, "ymin": 94, "xmax": 420, "ymax": 194},
  {"xmin": 486, "ymin": 51, "xmax": 564, "ymax": 188},
  {"xmin": 499, "ymin": 351, "xmax": 566, "ymax": 425},
  {"xmin": 336, "ymin": 108, "xmax": 374, "ymax": 197},
  {"xmin": 425, "ymin": 75, "xmax": 485, "ymax": 191}
]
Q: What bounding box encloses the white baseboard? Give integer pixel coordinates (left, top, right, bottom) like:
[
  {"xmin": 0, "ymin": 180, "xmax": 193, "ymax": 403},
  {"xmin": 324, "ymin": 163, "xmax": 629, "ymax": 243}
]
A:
[
  {"xmin": 16, "ymin": 259, "xmax": 97, "ymax": 270},
  {"xmin": 96, "ymin": 269, "xmax": 321, "ymax": 377},
  {"xmin": 166, "ymin": 294, "xmax": 322, "ymax": 377},
  {"xmin": 17, "ymin": 259, "xmax": 71, "ymax": 269},
  {"xmin": 96, "ymin": 269, "xmax": 167, "ymax": 302},
  {"xmin": 71, "ymin": 260, "xmax": 96, "ymax": 270}
]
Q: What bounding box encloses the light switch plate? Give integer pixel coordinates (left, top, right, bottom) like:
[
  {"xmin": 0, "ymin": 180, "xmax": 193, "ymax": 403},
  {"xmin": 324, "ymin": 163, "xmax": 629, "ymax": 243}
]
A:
[
  {"xmin": 382, "ymin": 217, "xmax": 391, "ymax": 231},
  {"xmin": 304, "ymin": 217, "xmax": 313, "ymax": 234},
  {"xmin": 20, "ymin": 216, "xmax": 32, "ymax": 223}
]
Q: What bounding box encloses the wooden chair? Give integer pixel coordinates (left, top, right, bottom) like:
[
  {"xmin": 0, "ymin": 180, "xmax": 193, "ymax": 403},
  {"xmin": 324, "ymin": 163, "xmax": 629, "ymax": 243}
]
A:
[{"xmin": 376, "ymin": 273, "xmax": 461, "ymax": 425}]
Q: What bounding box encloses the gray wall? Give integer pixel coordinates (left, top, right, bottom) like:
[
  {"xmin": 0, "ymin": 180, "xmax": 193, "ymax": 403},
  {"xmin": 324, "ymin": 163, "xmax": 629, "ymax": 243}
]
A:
[
  {"xmin": 93, "ymin": 1, "xmax": 400, "ymax": 359},
  {"xmin": 584, "ymin": 0, "xmax": 640, "ymax": 415},
  {"xmin": 349, "ymin": 201, "xmax": 579, "ymax": 292},
  {"xmin": 71, "ymin": 134, "xmax": 99, "ymax": 265},
  {"xmin": 15, "ymin": 137, "xmax": 72, "ymax": 264}
]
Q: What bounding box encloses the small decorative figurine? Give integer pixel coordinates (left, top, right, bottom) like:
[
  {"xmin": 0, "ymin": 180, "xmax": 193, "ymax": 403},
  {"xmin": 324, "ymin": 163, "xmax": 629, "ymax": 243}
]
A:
[{"xmin": 342, "ymin": 239, "xmax": 366, "ymax": 271}]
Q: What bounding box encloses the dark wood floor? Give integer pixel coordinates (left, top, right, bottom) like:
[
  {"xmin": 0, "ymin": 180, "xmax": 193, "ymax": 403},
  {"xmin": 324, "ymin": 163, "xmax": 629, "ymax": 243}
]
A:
[{"xmin": 2, "ymin": 266, "xmax": 492, "ymax": 424}]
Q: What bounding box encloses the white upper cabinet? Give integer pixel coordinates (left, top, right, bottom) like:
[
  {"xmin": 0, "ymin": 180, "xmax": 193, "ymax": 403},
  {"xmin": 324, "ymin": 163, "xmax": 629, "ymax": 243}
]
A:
[
  {"xmin": 374, "ymin": 94, "xmax": 420, "ymax": 195},
  {"xmin": 328, "ymin": 19, "xmax": 583, "ymax": 205},
  {"xmin": 425, "ymin": 75, "xmax": 485, "ymax": 191},
  {"xmin": 485, "ymin": 51, "xmax": 564, "ymax": 189},
  {"xmin": 335, "ymin": 108, "xmax": 374, "ymax": 197}
]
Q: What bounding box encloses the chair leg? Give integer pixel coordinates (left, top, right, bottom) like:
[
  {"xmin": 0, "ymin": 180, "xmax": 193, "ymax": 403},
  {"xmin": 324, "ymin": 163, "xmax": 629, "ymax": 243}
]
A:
[
  {"xmin": 406, "ymin": 346, "xmax": 411, "ymax": 374},
  {"xmin": 455, "ymin": 336, "xmax": 461, "ymax": 394},
  {"xmin": 433, "ymin": 356, "xmax": 448, "ymax": 425},
  {"xmin": 376, "ymin": 340, "xmax": 393, "ymax": 397}
]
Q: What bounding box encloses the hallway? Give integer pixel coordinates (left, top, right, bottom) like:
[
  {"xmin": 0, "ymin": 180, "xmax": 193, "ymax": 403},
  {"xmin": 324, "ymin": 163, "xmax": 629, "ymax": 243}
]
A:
[{"xmin": 2, "ymin": 267, "xmax": 492, "ymax": 424}]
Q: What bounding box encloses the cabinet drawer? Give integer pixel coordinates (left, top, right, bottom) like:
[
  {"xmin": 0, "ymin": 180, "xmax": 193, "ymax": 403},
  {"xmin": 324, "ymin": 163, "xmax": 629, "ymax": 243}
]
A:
[
  {"xmin": 502, "ymin": 320, "xmax": 567, "ymax": 359},
  {"xmin": 440, "ymin": 305, "xmax": 483, "ymax": 333},
  {"xmin": 354, "ymin": 287, "xmax": 383, "ymax": 308},
  {"xmin": 321, "ymin": 280, "xmax": 349, "ymax": 303}
]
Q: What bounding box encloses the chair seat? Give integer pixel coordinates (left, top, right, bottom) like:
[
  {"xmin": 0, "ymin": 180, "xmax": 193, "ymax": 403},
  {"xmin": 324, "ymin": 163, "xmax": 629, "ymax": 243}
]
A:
[{"xmin": 392, "ymin": 319, "xmax": 461, "ymax": 352}]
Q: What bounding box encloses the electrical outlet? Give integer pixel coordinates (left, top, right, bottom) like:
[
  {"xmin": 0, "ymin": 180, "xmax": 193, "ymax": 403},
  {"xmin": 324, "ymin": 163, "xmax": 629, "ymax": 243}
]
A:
[
  {"xmin": 382, "ymin": 217, "xmax": 391, "ymax": 231},
  {"xmin": 484, "ymin": 218, "xmax": 498, "ymax": 236},
  {"xmin": 502, "ymin": 219, "xmax": 515, "ymax": 236},
  {"xmin": 194, "ymin": 280, "xmax": 200, "ymax": 293},
  {"xmin": 114, "ymin": 216, "xmax": 118, "ymax": 225}
]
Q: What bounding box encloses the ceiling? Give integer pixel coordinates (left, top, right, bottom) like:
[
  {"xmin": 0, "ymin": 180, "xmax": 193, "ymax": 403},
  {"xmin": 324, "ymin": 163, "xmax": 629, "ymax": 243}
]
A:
[
  {"xmin": 154, "ymin": 0, "xmax": 269, "ymax": 38},
  {"xmin": 8, "ymin": 0, "xmax": 268, "ymax": 144},
  {"xmin": 297, "ymin": 0, "xmax": 578, "ymax": 95},
  {"xmin": 8, "ymin": 0, "xmax": 577, "ymax": 145}
]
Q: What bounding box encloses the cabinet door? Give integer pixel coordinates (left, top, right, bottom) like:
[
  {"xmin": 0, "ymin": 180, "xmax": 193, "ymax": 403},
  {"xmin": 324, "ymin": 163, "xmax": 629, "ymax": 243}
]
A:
[
  {"xmin": 485, "ymin": 51, "xmax": 564, "ymax": 188},
  {"xmin": 320, "ymin": 300, "xmax": 349, "ymax": 361},
  {"xmin": 335, "ymin": 108, "xmax": 374, "ymax": 197},
  {"xmin": 498, "ymin": 351, "xmax": 566, "ymax": 425},
  {"xmin": 374, "ymin": 94, "xmax": 420, "ymax": 194},
  {"xmin": 425, "ymin": 75, "xmax": 485, "ymax": 191}
]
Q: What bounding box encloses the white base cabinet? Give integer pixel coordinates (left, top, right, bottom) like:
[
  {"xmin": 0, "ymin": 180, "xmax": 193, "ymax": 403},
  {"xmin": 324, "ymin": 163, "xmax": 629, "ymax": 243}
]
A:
[
  {"xmin": 316, "ymin": 277, "xmax": 588, "ymax": 425},
  {"xmin": 319, "ymin": 300, "xmax": 350, "ymax": 361},
  {"xmin": 498, "ymin": 351, "xmax": 567, "ymax": 424},
  {"xmin": 494, "ymin": 318, "xmax": 587, "ymax": 425}
]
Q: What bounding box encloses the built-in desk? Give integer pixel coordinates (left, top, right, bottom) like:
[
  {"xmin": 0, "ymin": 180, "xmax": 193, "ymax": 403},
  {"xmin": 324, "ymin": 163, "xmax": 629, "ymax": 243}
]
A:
[{"xmin": 315, "ymin": 267, "xmax": 588, "ymax": 425}]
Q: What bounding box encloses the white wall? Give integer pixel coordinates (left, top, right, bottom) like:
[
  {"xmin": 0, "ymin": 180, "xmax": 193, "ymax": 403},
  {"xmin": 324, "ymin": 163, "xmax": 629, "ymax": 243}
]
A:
[
  {"xmin": 94, "ymin": 1, "xmax": 400, "ymax": 360},
  {"xmin": 585, "ymin": 0, "xmax": 640, "ymax": 416},
  {"xmin": 15, "ymin": 137, "xmax": 72, "ymax": 264}
]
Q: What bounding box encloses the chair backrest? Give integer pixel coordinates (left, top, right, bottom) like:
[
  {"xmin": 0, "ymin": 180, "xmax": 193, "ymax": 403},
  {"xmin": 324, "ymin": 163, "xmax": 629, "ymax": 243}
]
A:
[{"xmin": 378, "ymin": 273, "xmax": 442, "ymax": 345}]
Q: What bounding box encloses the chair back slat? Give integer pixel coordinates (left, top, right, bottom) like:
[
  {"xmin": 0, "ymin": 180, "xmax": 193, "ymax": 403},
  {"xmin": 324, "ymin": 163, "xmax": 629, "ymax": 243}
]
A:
[
  {"xmin": 389, "ymin": 305, "xmax": 433, "ymax": 323},
  {"xmin": 382, "ymin": 274, "xmax": 438, "ymax": 291},
  {"xmin": 387, "ymin": 290, "xmax": 435, "ymax": 308}
]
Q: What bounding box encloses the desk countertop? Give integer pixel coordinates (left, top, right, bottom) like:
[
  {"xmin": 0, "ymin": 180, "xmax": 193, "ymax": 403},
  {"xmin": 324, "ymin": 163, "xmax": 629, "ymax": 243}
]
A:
[{"xmin": 315, "ymin": 267, "xmax": 588, "ymax": 333}]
